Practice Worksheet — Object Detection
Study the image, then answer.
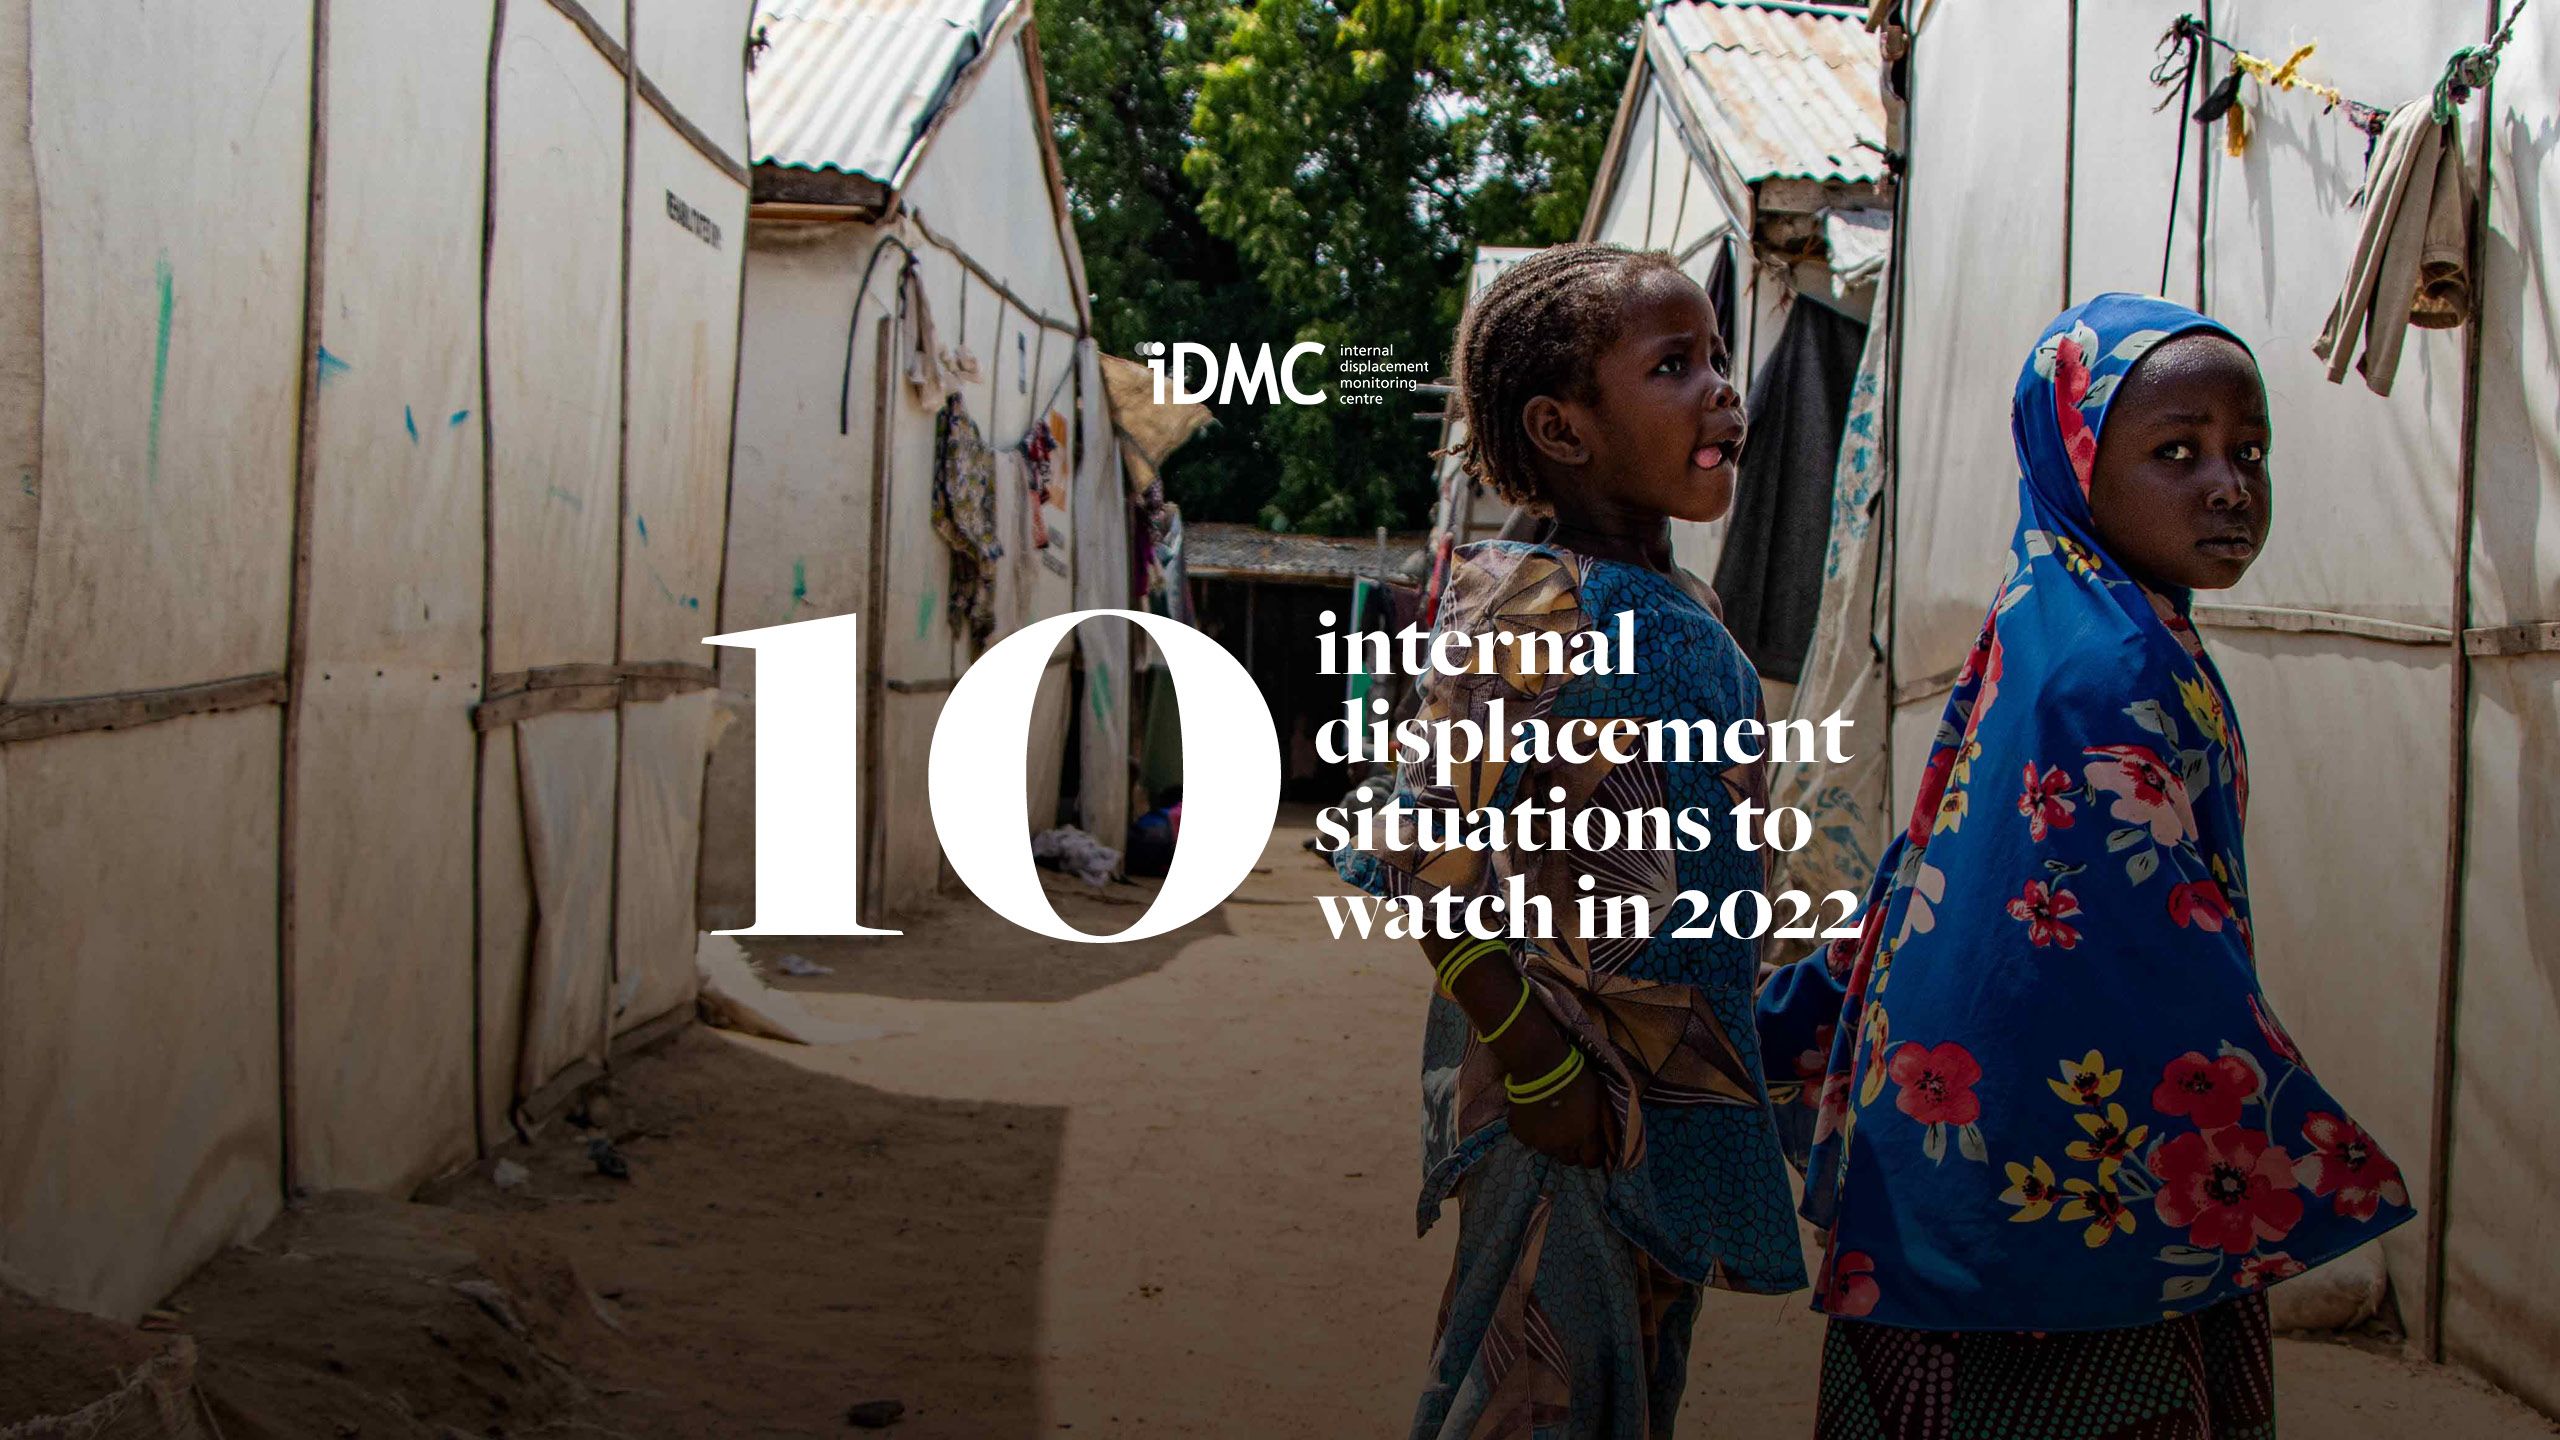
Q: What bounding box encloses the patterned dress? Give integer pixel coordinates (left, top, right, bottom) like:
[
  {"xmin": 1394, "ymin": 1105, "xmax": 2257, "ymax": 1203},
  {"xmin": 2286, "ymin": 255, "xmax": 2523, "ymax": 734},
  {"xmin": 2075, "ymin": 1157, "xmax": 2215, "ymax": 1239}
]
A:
[
  {"xmin": 1758, "ymin": 295, "xmax": 2410, "ymax": 1435},
  {"xmin": 1337, "ymin": 540, "xmax": 1807, "ymax": 1440}
]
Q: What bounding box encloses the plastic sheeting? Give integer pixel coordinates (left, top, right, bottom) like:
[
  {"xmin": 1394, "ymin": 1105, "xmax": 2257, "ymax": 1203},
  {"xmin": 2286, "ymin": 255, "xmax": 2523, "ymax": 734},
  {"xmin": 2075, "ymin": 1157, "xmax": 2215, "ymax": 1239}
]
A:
[
  {"xmin": 2066, "ymin": 2, "xmax": 2206, "ymax": 308},
  {"xmin": 486, "ymin": 0, "xmax": 625, "ymax": 675},
  {"xmin": 616, "ymin": 690, "xmax": 718, "ymax": 1031},
  {"xmin": 512, "ymin": 707, "xmax": 618, "ymax": 1098},
  {"xmin": 18, "ymin": 0, "xmax": 307, "ymax": 698},
  {"xmin": 622, "ymin": 108, "xmax": 744, "ymax": 666},
  {"xmin": 0, "ymin": 713, "xmax": 282, "ymax": 1321},
  {"xmin": 1890, "ymin": 0, "xmax": 2069, "ymax": 684},
  {"xmin": 287, "ymin": 0, "xmax": 490, "ymax": 1197},
  {"xmin": 2445, "ymin": 651, "xmax": 2560, "ymax": 1417}
]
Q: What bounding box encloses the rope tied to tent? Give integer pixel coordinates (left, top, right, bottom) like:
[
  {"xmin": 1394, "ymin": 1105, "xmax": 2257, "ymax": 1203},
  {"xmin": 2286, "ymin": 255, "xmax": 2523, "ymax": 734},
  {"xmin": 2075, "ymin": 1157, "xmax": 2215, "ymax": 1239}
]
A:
[{"xmin": 2433, "ymin": 0, "xmax": 2527, "ymax": 125}]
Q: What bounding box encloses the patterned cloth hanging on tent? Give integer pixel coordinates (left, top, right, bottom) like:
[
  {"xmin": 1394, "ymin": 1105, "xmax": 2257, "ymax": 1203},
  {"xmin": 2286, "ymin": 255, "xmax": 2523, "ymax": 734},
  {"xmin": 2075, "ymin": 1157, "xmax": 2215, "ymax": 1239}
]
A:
[{"xmin": 933, "ymin": 394, "xmax": 1003, "ymax": 646}]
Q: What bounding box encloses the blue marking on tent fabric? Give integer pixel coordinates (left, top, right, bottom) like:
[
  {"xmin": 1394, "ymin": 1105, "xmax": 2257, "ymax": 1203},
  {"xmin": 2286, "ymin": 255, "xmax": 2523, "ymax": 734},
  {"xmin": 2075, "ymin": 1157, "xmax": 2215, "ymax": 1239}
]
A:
[
  {"xmin": 916, "ymin": 589, "xmax": 935, "ymax": 637},
  {"xmin": 636, "ymin": 513, "xmax": 650, "ymax": 543},
  {"xmin": 448, "ymin": 408, "xmax": 469, "ymax": 427},
  {"xmin": 316, "ymin": 347, "xmax": 352, "ymax": 383},
  {"xmin": 547, "ymin": 485, "xmax": 584, "ymax": 510},
  {"xmin": 790, "ymin": 559, "xmax": 807, "ymax": 611},
  {"xmin": 148, "ymin": 257, "xmax": 173, "ymax": 486},
  {"xmin": 404, "ymin": 405, "xmax": 418, "ymax": 443}
]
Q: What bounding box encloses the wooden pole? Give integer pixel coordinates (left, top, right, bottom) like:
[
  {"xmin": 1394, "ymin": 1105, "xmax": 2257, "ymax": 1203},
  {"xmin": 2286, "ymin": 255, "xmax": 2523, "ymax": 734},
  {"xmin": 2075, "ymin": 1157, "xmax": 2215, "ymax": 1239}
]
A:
[{"xmin": 2423, "ymin": 0, "xmax": 2502, "ymax": 1360}]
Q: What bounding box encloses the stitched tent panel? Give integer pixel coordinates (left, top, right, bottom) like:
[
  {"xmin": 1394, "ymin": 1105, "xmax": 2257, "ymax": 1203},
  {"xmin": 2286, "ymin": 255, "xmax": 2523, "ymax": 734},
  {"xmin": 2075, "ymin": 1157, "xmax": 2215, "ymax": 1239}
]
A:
[
  {"xmin": 2196, "ymin": 0, "xmax": 2479, "ymax": 630},
  {"xmin": 2471, "ymin": 3, "xmax": 2560, "ymax": 630},
  {"xmin": 486, "ymin": 0, "xmax": 625, "ymax": 675},
  {"xmin": 615, "ymin": 690, "xmax": 718, "ymax": 1032},
  {"xmin": 2442, "ymin": 4, "xmax": 2560, "ymax": 1413},
  {"xmin": 2066, "ymin": 1, "xmax": 2207, "ymax": 307},
  {"xmin": 0, "ymin": 713, "xmax": 282, "ymax": 1321},
  {"xmin": 16, "ymin": 0, "xmax": 308, "ymax": 699},
  {"xmin": 478, "ymin": 727, "xmax": 536, "ymax": 1147},
  {"xmin": 701, "ymin": 221, "xmax": 880, "ymax": 929},
  {"xmin": 635, "ymin": 0, "xmax": 755, "ymax": 164},
  {"xmin": 1890, "ymin": 0, "xmax": 2070, "ymax": 683},
  {"xmin": 286, "ymin": 0, "xmax": 489, "ymax": 1196},
  {"xmin": 1070, "ymin": 341, "xmax": 1133, "ymax": 852},
  {"xmin": 2445, "ymin": 651, "xmax": 2560, "ymax": 1417},
  {"xmin": 512, "ymin": 707, "xmax": 618, "ymax": 1097},
  {"xmin": 2200, "ymin": 624, "xmax": 2450, "ymax": 1327},
  {"xmin": 623, "ymin": 107, "xmax": 745, "ymax": 668},
  {"xmin": 0, "ymin": 1, "xmax": 38, "ymax": 697}
]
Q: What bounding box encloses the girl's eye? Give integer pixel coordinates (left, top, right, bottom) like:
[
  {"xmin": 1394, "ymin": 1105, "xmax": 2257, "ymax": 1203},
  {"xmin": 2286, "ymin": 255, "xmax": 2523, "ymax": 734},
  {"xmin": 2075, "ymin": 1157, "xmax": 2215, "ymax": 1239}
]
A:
[
  {"xmin": 2237, "ymin": 442, "xmax": 2267, "ymax": 464},
  {"xmin": 1654, "ymin": 354, "xmax": 1688, "ymax": 376},
  {"xmin": 2155, "ymin": 441, "xmax": 2197, "ymax": 462}
]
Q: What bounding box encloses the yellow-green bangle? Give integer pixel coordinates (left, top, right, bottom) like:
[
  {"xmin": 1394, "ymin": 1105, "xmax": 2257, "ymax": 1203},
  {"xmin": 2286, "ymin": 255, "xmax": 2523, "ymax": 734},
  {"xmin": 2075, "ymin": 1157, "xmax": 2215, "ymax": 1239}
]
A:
[
  {"xmin": 1476, "ymin": 982, "xmax": 1533, "ymax": 1046},
  {"xmin": 1434, "ymin": 937, "xmax": 1504, "ymax": 997},
  {"xmin": 1505, "ymin": 1047, "xmax": 1585, "ymax": 1105}
]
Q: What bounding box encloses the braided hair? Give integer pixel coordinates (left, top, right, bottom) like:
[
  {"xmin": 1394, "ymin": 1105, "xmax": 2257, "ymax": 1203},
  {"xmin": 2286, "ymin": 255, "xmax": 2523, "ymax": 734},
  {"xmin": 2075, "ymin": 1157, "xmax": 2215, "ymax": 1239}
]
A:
[{"xmin": 1445, "ymin": 242, "xmax": 1683, "ymax": 511}]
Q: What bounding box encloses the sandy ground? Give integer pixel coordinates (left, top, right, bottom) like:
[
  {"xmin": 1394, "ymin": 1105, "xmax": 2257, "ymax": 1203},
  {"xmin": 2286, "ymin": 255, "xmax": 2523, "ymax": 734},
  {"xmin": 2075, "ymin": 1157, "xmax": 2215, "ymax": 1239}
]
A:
[
  {"xmin": 464, "ymin": 811, "xmax": 2540, "ymax": 1438},
  {"xmin": 23, "ymin": 813, "xmax": 2548, "ymax": 1438}
]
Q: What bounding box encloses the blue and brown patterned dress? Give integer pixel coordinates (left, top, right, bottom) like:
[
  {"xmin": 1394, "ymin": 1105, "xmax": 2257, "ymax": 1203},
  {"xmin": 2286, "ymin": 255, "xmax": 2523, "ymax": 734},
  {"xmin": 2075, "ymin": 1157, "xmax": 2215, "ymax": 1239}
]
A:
[{"xmin": 1336, "ymin": 539, "xmax": 1807, "ymax": 1440}]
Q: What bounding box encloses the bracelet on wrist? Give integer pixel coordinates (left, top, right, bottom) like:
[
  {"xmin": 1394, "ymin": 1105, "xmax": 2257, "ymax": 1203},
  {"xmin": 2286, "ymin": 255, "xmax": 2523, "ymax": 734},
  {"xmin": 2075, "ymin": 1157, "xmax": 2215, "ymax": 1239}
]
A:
[
  {"xmin": 1505, "ymin": 1046, "xmax": 1585, "ymax": 1106},
  {"xmin": 1476, "ymin": 980, "xmax": 1533, "ymax": 1046},
  {"xmin": 1434, "ymin": 936, "xmax": 1505, "ymax": 998}
]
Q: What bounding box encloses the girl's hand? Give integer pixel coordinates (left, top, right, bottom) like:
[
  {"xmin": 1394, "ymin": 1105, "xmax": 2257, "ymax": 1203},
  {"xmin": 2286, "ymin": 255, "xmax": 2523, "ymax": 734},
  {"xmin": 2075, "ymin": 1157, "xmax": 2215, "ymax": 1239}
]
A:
[{"xmin": 1506, "ymin": 1061, "xmax": 1609, "ymax": 1168}]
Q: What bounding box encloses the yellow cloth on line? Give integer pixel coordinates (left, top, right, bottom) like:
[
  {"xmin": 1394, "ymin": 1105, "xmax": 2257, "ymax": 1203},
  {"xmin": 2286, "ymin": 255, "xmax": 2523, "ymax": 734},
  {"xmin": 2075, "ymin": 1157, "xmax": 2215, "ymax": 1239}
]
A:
[{"xmin": 2314, "ymin": 98, "xmax": 2472, "ymax": 397}]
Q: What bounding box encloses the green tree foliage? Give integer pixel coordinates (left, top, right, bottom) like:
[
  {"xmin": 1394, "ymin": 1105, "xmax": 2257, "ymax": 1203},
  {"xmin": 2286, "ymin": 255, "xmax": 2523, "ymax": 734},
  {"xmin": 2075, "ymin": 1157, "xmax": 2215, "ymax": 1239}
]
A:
[{"xmin": 1040, "ymin": 0, "xmax": 1640, "ymax": 533}]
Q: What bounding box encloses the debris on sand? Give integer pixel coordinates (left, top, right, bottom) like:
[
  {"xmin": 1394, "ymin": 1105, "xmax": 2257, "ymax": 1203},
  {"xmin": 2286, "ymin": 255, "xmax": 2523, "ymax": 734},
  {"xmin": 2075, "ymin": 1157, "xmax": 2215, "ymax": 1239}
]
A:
[{"xmin": 846, "ymin": 1396, "xmax": 906, "ymax": 1428}]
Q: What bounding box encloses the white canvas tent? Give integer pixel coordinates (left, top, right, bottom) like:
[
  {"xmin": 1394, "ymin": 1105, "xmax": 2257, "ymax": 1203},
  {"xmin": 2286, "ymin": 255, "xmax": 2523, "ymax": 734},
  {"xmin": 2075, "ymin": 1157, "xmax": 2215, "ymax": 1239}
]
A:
[
  {"xmin": 0, "ymin": 0, "xmax": 753, "ymax": 1321},
  {"xmin": 708, "ymin": 0, "xmax": 1121, "ymax": 925},
  {"xmin": 1826, "ymin": 0, "xmax": 2558, "ymax": 1415},
  {"xmin": 1579, "ymin": 0, "xmax": 1891, "ymax": 604}
]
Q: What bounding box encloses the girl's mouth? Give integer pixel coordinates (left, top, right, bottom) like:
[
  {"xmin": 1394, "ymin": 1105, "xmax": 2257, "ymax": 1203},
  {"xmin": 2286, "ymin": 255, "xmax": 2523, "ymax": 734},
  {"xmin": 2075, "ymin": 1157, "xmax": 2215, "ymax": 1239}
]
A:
[
  {"xmin": 2196, "ymin": 536, "xmax": 2257, "ymax": 560},
  {"xmin": 1692, "ymin": 440, "xmax": 1738, "ymax": 471}
]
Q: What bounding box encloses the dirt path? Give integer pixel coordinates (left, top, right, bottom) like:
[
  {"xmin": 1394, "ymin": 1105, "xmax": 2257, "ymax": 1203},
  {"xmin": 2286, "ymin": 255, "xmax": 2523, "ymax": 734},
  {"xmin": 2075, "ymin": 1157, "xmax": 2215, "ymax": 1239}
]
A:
[
  {"xmin": 413, "ymin": 814, "xmax": 2542, "ymax": 1437},
  {"xmin": 192, "ymin": 813, "xmax": 2535, "ymax": 1438}
]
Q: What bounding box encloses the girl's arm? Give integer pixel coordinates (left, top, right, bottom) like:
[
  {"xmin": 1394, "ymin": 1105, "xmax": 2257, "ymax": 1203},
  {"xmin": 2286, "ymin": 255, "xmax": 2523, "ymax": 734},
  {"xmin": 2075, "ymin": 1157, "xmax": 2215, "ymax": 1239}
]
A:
[{"xmin": 1413, "ymin": 929, "xmax": 1608, "ymax": 1168}]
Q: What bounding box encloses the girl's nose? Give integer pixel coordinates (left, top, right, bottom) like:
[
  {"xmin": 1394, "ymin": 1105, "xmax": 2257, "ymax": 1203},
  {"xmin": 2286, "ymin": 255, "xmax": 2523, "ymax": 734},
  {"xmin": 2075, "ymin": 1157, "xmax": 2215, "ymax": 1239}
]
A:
[{"xmin": 2203, "ymin": 463, "xmax": 2248, "ymax": 510}]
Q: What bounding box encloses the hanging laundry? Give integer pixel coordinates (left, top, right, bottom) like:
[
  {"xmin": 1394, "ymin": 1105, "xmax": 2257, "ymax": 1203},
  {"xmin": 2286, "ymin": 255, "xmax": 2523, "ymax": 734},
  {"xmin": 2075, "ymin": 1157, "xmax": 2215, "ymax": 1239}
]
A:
[
  {"xmin": 1022, "ymin": 410, "xmax": 1063, "ymax": 550},
  {"xmin": 933, "ymin": 394, "xmax": 1004, "ymax": 646},
  {"xmin": 2315, "ymin": 98, "xmax": 2471, "ymax": 397},
  {"xmin": 902, "ymin": 266, "xmax": 955, "ymax": 401}
]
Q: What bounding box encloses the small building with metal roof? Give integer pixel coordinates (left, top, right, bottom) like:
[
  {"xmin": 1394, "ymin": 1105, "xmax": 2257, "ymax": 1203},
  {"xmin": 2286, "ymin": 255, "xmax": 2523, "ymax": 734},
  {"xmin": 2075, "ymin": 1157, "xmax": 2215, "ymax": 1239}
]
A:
[{"xmin": 706, "ymin": 0, "xmax": 1132, "ymax": 921}]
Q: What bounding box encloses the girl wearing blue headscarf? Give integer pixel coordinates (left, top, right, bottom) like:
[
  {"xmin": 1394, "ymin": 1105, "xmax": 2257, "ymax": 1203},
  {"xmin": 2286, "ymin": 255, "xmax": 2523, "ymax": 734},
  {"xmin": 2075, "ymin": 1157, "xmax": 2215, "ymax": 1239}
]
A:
[{"xmin": 1759, "ymin": 294, "xmax": 2412, "ymax": 1437}]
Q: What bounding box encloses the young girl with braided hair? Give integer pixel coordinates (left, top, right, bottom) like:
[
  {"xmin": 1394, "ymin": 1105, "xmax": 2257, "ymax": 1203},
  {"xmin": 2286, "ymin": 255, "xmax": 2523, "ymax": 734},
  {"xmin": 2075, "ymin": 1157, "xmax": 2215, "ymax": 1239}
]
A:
[{"xmin": 1335, "ymin": 242, "xmax": 1808, "ymax": 1439}]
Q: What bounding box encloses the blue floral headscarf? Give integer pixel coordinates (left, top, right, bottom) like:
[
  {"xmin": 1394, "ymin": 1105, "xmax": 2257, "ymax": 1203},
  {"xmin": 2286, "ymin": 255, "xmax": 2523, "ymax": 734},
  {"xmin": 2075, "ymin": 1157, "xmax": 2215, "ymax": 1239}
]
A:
[{"xmin": 1758, "ymin": 293, "xmax": 2413, "ymax": 1332}]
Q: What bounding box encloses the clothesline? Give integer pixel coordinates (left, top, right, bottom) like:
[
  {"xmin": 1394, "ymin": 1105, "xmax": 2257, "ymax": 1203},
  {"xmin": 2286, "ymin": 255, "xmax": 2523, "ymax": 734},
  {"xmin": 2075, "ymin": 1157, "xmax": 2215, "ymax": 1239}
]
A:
[{"xmin": 2144, "ymin": 8, "xmax": 2527, "ymax": 296}]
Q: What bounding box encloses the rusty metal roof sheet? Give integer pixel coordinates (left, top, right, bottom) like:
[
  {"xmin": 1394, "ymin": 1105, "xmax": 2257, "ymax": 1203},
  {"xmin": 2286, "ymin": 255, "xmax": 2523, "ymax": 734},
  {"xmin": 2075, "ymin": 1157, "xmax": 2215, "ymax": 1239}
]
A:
[
  {"xmin": 1656, "ymin": 0, "xmax": 1886, "ymax": 186},
  {"xmin": 749, "ymin": 0, "xmax": 1019, "ymax": 186},
  {"xmin": 1182, "ymin": 524, "xmax": 1428, "ymax": 584}
]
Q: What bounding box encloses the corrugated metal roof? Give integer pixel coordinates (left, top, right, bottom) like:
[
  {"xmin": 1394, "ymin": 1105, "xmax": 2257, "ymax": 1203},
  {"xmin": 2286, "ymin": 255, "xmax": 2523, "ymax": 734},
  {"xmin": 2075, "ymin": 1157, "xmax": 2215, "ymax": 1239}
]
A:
[
  {"xmin": 1183, "ymin": 524, "xmax": 1428, "ymax": 584},
  {"xmin": 1656, "ymin": 0, "xmax": 1886, "ymax": 186},
  {"xmin": 749, "ymin": 0, "xmax": 1018, "ymax": 185},
  {"xmin": 1470, "ymin": 245, "xmax": 1546, "ymax": 299}
]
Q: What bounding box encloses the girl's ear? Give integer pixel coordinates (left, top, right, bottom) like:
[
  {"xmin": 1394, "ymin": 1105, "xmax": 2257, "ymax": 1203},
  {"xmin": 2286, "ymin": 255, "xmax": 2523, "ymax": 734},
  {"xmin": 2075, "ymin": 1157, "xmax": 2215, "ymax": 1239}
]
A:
[{"xmin": 1521, "ymin": 395, "xmax": 1589, "ymax": 468}]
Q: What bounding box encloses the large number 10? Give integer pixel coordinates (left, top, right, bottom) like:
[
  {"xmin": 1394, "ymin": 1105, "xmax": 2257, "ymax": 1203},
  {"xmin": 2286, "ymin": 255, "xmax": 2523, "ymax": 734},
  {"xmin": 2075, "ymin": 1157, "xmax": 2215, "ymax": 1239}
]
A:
[{"xmin": 706, "ymin": 609, "xmax": 1283, "ymax": 943}]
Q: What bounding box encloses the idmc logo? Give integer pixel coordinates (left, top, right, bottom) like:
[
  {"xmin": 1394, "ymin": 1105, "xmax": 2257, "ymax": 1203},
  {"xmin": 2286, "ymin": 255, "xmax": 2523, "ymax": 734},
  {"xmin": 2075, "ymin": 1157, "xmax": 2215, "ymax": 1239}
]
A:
[{"xmin": 1140, "ymin": 340, "xmax": 1327, "ymax": 406}]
